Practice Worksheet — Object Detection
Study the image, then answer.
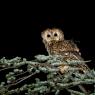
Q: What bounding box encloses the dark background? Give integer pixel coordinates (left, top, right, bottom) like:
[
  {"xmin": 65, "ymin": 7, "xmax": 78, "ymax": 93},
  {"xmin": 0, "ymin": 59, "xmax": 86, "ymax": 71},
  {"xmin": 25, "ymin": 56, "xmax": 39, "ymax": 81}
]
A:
[{"xmin": 0, "ymin": 6, "xmax": 95, "ymax": 69}]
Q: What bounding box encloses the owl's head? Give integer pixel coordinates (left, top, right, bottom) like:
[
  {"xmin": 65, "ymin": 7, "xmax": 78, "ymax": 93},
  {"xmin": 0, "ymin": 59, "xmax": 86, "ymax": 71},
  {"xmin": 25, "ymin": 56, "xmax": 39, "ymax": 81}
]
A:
[{"xmin": 41, "ymin": 28, "xmax": 64, "ymax": 43}]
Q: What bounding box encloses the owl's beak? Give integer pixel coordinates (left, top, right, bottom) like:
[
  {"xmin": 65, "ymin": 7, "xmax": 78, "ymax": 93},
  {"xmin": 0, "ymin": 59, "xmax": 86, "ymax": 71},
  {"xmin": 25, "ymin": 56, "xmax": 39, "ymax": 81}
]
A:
[{"xmin": 51, "ymin": 38, "xmax": 55, "ymax": 41}]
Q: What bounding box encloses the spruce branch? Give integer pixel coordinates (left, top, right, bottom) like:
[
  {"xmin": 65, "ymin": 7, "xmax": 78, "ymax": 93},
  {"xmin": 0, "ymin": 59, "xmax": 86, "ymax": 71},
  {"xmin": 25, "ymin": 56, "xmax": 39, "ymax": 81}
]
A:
[{"xmin": 0, "ymin": 55, "xmax": 95, "ymax": 95}]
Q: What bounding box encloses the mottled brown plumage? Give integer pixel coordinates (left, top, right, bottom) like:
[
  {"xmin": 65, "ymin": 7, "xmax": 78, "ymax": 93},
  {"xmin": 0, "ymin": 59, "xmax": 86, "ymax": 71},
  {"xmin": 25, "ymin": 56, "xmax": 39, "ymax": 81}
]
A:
[
  {"xmin": 41, "ymin": 28, "xmax": 89, "ymax": 72},
  {"xmin": 44, "ymin": 40, "xmax": 80, "ymax": 55}
]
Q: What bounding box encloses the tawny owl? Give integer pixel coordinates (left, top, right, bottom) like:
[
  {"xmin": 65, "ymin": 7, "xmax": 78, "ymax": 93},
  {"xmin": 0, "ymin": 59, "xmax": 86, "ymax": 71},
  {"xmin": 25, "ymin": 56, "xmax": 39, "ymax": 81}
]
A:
[{"xmin": 41, "ymin": 28, "xmax": 90, "ymax": 72}]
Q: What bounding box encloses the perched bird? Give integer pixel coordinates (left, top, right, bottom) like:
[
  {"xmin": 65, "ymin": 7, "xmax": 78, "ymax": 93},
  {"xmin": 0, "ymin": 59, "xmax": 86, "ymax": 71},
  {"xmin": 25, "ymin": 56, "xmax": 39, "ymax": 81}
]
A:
[
  {"xmin": 41, "ymin": 28, "xmax": 79, "ymax": 55},
  {"xmin": 41, "ymin": 28, "xmax": 90, "ymax": 72}
]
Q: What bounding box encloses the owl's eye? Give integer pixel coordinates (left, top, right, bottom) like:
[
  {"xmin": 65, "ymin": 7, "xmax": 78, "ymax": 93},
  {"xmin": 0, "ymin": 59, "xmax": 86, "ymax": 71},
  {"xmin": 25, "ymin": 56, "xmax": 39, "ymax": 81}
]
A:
[
  {"xmin": 54, "ymin": 33, "xmax": 58, "ymax": 37},
  {"xmin": 47, "ymin": 34, "xmax": 51, "ymax": 37}
]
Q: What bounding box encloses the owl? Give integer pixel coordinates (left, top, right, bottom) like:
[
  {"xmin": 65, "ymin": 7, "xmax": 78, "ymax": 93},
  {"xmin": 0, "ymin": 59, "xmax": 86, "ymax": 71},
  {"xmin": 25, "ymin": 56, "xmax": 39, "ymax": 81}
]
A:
[
  {"xmin": 41, "ymin": 28, "xmax": 90, "ymax": 72},
  {"xmin": 41, "ymin": 28, "xmax": 81, "ymax": 55}
]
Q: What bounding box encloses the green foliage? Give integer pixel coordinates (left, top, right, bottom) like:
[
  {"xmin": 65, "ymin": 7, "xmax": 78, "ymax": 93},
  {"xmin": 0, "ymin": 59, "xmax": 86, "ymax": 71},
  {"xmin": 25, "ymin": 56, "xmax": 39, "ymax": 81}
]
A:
[{"xmin": 0, "ymin": 55, "xmax": 95, "ymax": 95}]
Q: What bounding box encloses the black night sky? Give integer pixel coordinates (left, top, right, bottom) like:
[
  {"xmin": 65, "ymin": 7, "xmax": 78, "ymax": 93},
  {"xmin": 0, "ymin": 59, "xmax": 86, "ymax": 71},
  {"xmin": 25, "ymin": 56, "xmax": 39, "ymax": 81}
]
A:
[{"xmin": 0, "ymin": 6, "xmax": 95, "ymax": 69}]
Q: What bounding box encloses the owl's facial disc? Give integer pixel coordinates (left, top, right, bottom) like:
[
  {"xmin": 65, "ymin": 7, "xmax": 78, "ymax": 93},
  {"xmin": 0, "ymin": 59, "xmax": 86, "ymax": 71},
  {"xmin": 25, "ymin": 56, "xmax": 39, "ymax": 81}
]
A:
[{"xmin": 41, "ymin": 28, "xmax": 64, "ymax": 44}]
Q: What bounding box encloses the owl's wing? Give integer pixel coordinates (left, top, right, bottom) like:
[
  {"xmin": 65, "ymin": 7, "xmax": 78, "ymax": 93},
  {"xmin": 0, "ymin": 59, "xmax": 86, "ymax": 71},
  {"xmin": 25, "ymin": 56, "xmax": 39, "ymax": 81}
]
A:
[
  {"xmin": 63, "ymin": 40, "xmax": 80, "ymax": 52},
  {"xmin": 62, "ymin": 51, "xmax": 90, "ymax": 72},
  {"xmin": 48, "ymin": 40, "xmax": 81, "ymax": 56}
]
